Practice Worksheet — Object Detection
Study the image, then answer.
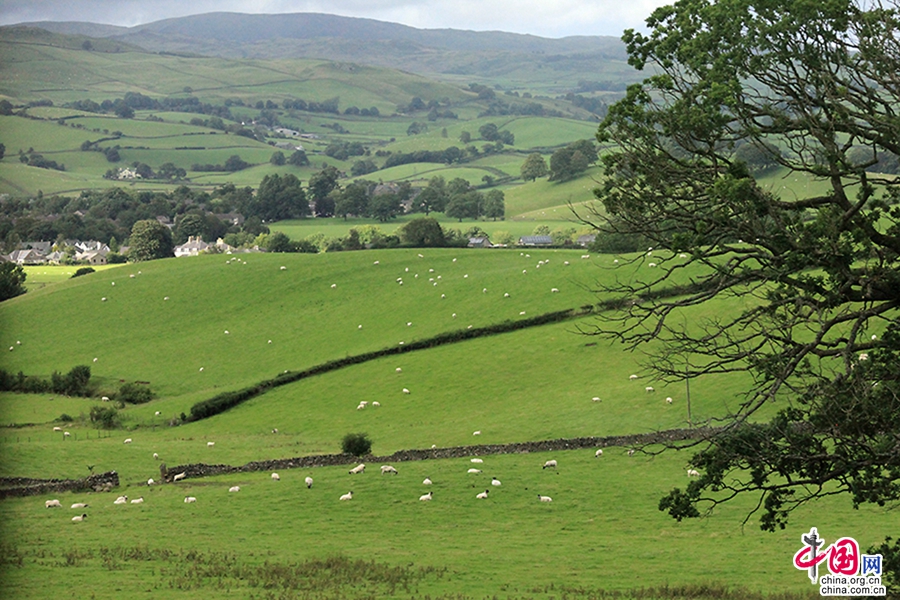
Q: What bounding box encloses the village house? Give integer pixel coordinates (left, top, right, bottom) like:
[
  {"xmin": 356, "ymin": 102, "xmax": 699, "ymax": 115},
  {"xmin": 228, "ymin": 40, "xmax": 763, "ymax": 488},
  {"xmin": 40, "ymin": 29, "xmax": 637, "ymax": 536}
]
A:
[
  {"xmin": 174, "ymin": 236, "xmax": 210, "ymax": 257},
  {"xmin": 517, "ymin": 235, "xmax": 553, "ymax": 246}
]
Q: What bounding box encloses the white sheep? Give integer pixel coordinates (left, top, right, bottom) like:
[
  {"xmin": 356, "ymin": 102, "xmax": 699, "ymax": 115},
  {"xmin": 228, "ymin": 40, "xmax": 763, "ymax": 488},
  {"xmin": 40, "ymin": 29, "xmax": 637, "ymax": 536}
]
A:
[
  {"xmin": 184, "ymin": 496, "xmax": 197, "ymax": 503},
  {"xmin": 155, "ymin": 411, "xmax": 161, "ymax": 416},
  {"xmin": 666, "ymin": 397, "xmax": 673, "ymax": 404},
  {"xmin": 372, "ymin": 401, "xmax": 380, "ymax": 407},
  {"xmin": 101, "ymin": 396, "xmax": 109, "ymax": 402},
  {"xmin": 53, "ymin": 426, "xmax": 62, "ymax": 432},
  {"xmin": 687, "ymin": 469, "xmax": 700, "ymax": 477},
  {"xmin": 645, "ymin": 386, "xmax": 655, "ymax": 393},
  {"xmin": 113, "ymin": 496, "xmax": 128, "ymax": 505},
  {"xmin": 45, "ymin": 499, "xmax": 62, "ymax": 508},
  {"xmin": 281, "ymin": 266, "xmax": 287, "ymax": 270},
  {"xmin": 357, "ymin": 403, "xmax": 366, "ymax": 410},
  {"xmin": 402, "ymin": 388, "xmax": 410, "ymax": 394},
  {"xmin": 467, "ymin": 468, "xmax": 483, "ymax": 474},
  {"xmin": 305, "ymin": 477, "xmax": 313, "ymax": 489},
  {"xmin": 422, "ymin": 477, "xmax": 433, "ymax": 485},
  {"xmin": 627, "ymin": 449, "xmax": 636, "ymax": 457},
  {"xmin": 147, "ymin": 478, "xmax": 155, "ymax": 486},
  {"xmin": 271, "ymin": 473, "xmax": 280, "ymax": 480},
  {"xmin": 229, "ymin": 486, "xmax": 240, "ymax": 492},
  {"xmin": 395, "ymin": 367, "xmax": 402, "ymax": 373},
  {"xmin": 331, "ymin": 283, "xmax": 337, "ymax": 288},
  {"xmin": 64, "ymin": 431, "xmax": 70, "ymax": 437},
  {"xmin": 648, "ymin": 262, "xmax": 657, "ymax": 268},
  {"xmin": 153, "ymin": 453, "xmax": 159, "ymax": 460},
  {"xmin": 173, "ymin": 472, "xmax": 187, "ymax": 482},
  {"xmin": 380, "ymin": 465, "xmax": 398, "ymax": 475},
  {"xmin": 629, "ymin": 374, "xmax": 638, "ymax": 380},
  {"xmin": 592, "ymin": 397, "xmax": 601, "ymax": 402},
  {"xmin": 491, "ymin": 477, "xmax": 502, "ymax": 487},
  {"xmin": 71, "ymin": 502, "xmax": 89, "ymax": 509},
  {"xmin": 595, "ymin": 449, "xmax": 604, "ymax": 457},
  {"xmin": 476, "ymin": 489, "xmax": 489, "ymax": 499},
  {"xmin": 419, "ymin": 491, "xmax": 433, "ymax": 501},
  {"xmin": 124, "ymin": 438, "xmax": 132, "ymax": 444},
  {"xmin": 349, "ymin": 464, "xmax": 366, "ymax": 475},
  {"xmin": 473, "ymin": 430, "xmax": 481, "ymax": 436},
  {"xmin": 551, "ymin": 288, "xmax": 559, "ymax": 293},
  {"xmin": 131, "ymin": 497, "xmax": 144, "ymax": 504},
  {"xmin": 542, "ymin": 460, "xmax": 557, "ymax": 469},
  {"xmin": 470, "ymin": 458, "xmax": 483, "ymax": 463},
  {"xmin": 339, "ymin": 491, "xmax": 353, "ymax": 501},
  {"xmin": 538, "ymin": 495, "xmax": 553, "ymax": 502},
  {"xmin": 207, "ymin": 442, "xmax": 215, "ymax": 447},
  {"xmin": 71, "ymin": 514, "xmax": 87, "ymax": 522}
]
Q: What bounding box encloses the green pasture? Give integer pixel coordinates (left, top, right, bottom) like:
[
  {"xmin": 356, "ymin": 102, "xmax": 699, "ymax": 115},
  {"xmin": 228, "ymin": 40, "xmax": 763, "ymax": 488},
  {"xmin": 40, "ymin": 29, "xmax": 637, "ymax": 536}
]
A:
[
  {"xmin": 22, "ymin": 264, "xmax": 123, "ymax": 291},
  {"xmin": 0, "ymin": 447, "xmax": 891, "ymax": 599}
]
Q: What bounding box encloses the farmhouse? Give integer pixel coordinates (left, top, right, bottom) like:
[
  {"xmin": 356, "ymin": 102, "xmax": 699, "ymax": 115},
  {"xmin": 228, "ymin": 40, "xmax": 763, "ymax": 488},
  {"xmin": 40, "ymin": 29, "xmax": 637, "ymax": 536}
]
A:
[
  {"xmin": 174, "ymin": 236, "xmax": 210, "ymax": 257},
  {"xmin": 468, "ymin": 237, "xmax": 492, "ymax": 248},
  {"xmin": 517, "ymin": 235, "xmax": 553, "ymax": 246},
  {"xmin": 577, "ymin": 234, "xmax": 597, "ymax": 247}
]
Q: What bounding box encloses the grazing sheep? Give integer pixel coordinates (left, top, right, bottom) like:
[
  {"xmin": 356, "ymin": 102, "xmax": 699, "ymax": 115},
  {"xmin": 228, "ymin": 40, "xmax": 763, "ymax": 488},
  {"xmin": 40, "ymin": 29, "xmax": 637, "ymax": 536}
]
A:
[
  {"xmin": 648, "ymin": 262, "xmax": 657, "ymax": 268},
  {"xmin": 229, "ymin": 486, "xmax": 240, "ymax": 493},
  {"xmin": 473, "ymin": 430, "xmax": 481, "ymax": 436},
  {"xmin": 372, "ymin": 401, "xmax": 380, "ymax": 407},
  {"xmin": 101, "ymin": 297, "xmax": 107, "ymax": 302},
  {"xmin": 645, "ymin": 386, "xmax": 655, "ymax": 393},
  {"xmin": 395, "ymin": 367, "xmax": 402, "ymax": 373},
  {"xmin": 629, "ymin": 374, "xmax": 638, "ymax": 380},
  {"xmin": 419, "ymin": 491, "xmax": 433, "ymax": 501},
  {"xmin": 581, "ymin": 254, "xmax": 590, "ymax": 259},
  {"xmin": 153, "ymin": 453, "xmax": 159, "ymax": 460},
  {"xmin": 595, "ymin": 449, "xmax": 604, "ymax": 457},
  {"xmin": 147, "ymin": 478, "xmax": 155, "ymax": 486},
  {"xmin": 199, "ymin": 367, "xmax": 204, "ymax": 372},
  {"xmin": 380, "ymin": 465, "xmax": 398, "ymax": 475},
  {"xmin": 305, "ymin": 477, "xmax": 313, "ymax": 489},
  {"xmin": 467, "ymin": 468, "xmax": 483, "ymax": 474},
  {"xmin": 476, "ymin": 490, "xmax": 489, "ymax": 499},
  {"xmin": 679, "ymin": 253, "xmax": 688, "ymax": 258},
  {"xmin": 53, "ymin": 426, "xmax": 62, "ymax": 432},
  {"xmin": 687, "ymin": 469, "xmax": 700, "ymax": 477},
  {"xmin": 538, "ymin": 495, "xmax": 553, "ymax": 502},
  {"xmin": 402, "ymin": 388, "xmax": 410, "ymax": 394},
  {"xmin": 271, "ymin": 473, "xmax": 280, "ymax": 480},
  {"xmin": 666, "ymin": 397, "xmax": 673, "ymax": 404},
  {"xmin": 64, "ymin": 431, "xmax": 70, "ymax": 437},
  {"xmin": 470, "ymin": 458, "xmax": 483, "ymax": 463},
  {"xmin": 592, "ymin": 397, "xmax": 601, "ymax": 402},
  {"xmin": 272, "ymin": 428, "xmax": 278, "ymax": 434},
  {"xmin": 280, "ymin": 266, "xmax": 287, "ymax": 270},
  {"xmin": 224, "ymin": 330, "xmax": 229, "ymax": 335},
  {"xmin": 131, "ymin": 497, "xmax": 144, "ymax": 504},
  {"xmin": 339, "ymin": 491, "xmax": 353, "ymax": 501},
  {"xmin": 101, "ymin": 396, "xmax": 109, "ymax": 402},
  {"xmin": 627, "ymin": 449, "xmax": 636, "ymax": 457},
  {"xmin": 859, "ymin": 353, "xmax": 870, "ymax": 361},
  {"xmin": 124, "ymin": 438, "xmax": 132, "ymax": 444},
  {"xmin": 113, "ymin": 496, "xmax": 128, "ymax": 505},
  {"xmin": 155, "ymin": 411, "xmax": 161, "ymax": 416},
  {"xmin": 504, "ymin": 292, "xmax": 510, "ymax": 297},
  {"xmin": 45, "ymin": 499, "xmax": 62, "ymax": 508},
  {"xmin": 207, "ymin": 442, "xmax": 215, "ymax": 447},
  {"xmin": 71, "ymin": 502, "xmax": 89, "ymax": 509},
  {"xmin": 331, "ymin": 284, "xmax": 337, "ymax": 288},
  {"xmin": 491, "ymin": 477, "xmax": 502, "ymax": 487},
  {"xmin": 184, "ymin": 497, "xmax": 197, "ymax": 503},
  {"xmin": 349, "ymin": 464, "xmax": 366, "ymax": 475},
  {"xmin": 551, "ymin": 288, "xmax": 559, "ymax": 293},
  {"xmin": 164, "ymin": 296, "xmax": 169, "ymax": 301},
  {"xmin": 357, "ymin": 403, "xmax": 366, "ymax": 410},
  {"xmin": 173, "ymin": 472, "xmax": 187, "ymax": 482},
  {"xmin": 422, "ymin": 477, "xmax": 433, "ymax": 485},
  {"xmin": 542, "ymin": 460, "xmax": 558, "ymax": 469},
  {"xmin": 72, "ymin": 514, "xmax": 87, "ymax": 522}
]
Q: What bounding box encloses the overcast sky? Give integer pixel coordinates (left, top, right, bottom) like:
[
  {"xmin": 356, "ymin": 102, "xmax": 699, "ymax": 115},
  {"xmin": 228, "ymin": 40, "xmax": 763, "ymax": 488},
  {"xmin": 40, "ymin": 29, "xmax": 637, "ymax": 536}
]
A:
[{"xmin": 0, "ymin": 0, "xmax": 673, "ymax": 38}]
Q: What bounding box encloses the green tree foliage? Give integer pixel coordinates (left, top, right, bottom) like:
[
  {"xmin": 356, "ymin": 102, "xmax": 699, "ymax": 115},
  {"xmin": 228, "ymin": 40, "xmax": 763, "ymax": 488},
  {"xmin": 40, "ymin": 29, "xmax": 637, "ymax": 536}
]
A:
[
  {"xmin": 483, "ymin": 189, "xmax": 505, "ymax": 220},
  {"xmin": 335, "ymin": 181, "xmax": 369, "ymax": 219},
  {"xmin": 368, "ymin": 193, "xmax": 402, "ymax": 223},
  {"xmin": 549, "ymin": 140, "xmax": 595, "ymax": 181},
  {"xmin": 255, "ymin": 174, "xmax": 308, "ymax": 222},
  {"xmin": 0, "ymin": 143, "xmax": 5, "ymax": 161},
  {"xmin": 118, "ymin": 382, "xmax": 153, "ymax": 404},
  {"xmin": 587, "ymin": 0, "xmax": 900, "ymax": 537},
  {"xmin": 264, "ymin": 231, "xmax": 294, "ymax": 253},
  {"xmin": 520, "ymin": 153, "xmax": 549, "ymax": 181},
  {"xmin": 399, "ymin": 217, "xmax": 446, "ymax": 247},
  {"xmin": 413, "ymin": 176, "xmax": 448, "ymax": 215},
  {"xmin": 71, "ymin": 267, "xmax": 95, "ymax": 278},
  {"xmin": 270, "ymin": 151, "xmax": 286, "ymax": 166},
  {"xmin": 733, "ymin": 141, "xmax": 782, "ymax": 174},
  {"xmin": 90, "ymin": 405, "xmax": 120, "ymax": 429},
  {"xmin": 445, "ymin": 190, "xmax": 483, "ymax": 222},
  {"xmin": 0, "ymin": 263, "xmax": 27, "ymax": 302},
  {"xmin": 308, "ymin": 166, "xmax": 340, "ymax": 217},
  {"xmin": 127, "ymin": 220, "xmax": 174, "ymax": 261},
  {"xmin": 341, "ymin": 432, "xmax": 373, "ymax": 457},
  {"xmin": 287, "ymin": 149, "xmax": 310, "ymax": 166}
]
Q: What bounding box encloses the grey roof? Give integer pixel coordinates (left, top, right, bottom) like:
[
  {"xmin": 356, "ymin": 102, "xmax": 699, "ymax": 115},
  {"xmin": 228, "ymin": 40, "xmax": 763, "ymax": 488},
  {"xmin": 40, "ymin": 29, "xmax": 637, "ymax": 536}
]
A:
[{"xmin": 518, "ymin": 235, "xmax": 553, "ymax": 245}]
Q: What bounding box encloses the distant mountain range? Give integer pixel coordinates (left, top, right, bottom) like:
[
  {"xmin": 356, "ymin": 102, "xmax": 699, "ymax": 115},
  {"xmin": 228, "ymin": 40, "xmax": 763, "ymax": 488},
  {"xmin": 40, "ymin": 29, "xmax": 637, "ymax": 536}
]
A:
[{"xmin": 14, "ymin": 12, "xmax": 639, "ymax": 91}]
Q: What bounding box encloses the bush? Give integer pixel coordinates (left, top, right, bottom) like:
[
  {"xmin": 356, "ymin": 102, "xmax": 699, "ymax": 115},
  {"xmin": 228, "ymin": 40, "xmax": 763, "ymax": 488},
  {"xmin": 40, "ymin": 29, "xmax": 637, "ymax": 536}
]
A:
[
  {"xmin": 57, "ymin": 413, "xmax": 74, "ymax": 422},
  {"xmin": 90, "ymin": 405, "xmax": 119, "ymax": 429},
  {"xmin": 341, "ymin": 432, "xmax": 373, "ymax": 457},
  {"xmin": 118, "ymin": 382, "xmax": 153, "ymax": 404},
  {"xmin": 72, "ymin": 267, "xmax": 96, "ymax": 278}
]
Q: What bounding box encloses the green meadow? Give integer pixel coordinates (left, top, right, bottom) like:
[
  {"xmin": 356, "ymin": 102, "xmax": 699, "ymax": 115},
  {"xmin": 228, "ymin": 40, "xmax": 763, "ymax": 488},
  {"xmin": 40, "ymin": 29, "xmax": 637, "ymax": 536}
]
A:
[{"xmin": 1, "ymin": 248, "xmax": 894, "ymax": 598}]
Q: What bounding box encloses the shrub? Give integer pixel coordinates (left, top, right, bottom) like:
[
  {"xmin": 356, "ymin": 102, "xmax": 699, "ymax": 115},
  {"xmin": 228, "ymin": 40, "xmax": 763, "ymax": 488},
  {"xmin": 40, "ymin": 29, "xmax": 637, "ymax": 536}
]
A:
[
  {"xmin": 341, "ymin": 432, "xmax": 372, "ymax": 457},
  {"xmin": 57, "ymin": 413, "xmax": 74, "ymax": 422},
  {"xmin": 72, "ymin": 267, "xmax": 95, "ymax": 278},
  {"xmin": 118, "ymin": 382, "xmax": 153, "ymax": 404},
  {"xmin": 90, "ymin": 405, "xmax": 119, "ymax": 429}
]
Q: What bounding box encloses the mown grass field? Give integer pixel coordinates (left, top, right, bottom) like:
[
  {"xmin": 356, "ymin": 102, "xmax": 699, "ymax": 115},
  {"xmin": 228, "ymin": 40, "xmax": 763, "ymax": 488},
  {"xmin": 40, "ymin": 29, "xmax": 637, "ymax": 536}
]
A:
[{"xmin": 1, "ymin": 248, "xmax": 894, "ymax": 599}]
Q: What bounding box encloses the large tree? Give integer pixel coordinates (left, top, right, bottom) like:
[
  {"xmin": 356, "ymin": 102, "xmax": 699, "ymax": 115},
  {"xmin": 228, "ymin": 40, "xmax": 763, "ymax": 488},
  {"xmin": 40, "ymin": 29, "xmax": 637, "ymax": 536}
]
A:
[
  {"xmin": 127, "ymin": 220, "xmax": 174, "ymax": 261},
  {"xmin": 0, "ymin": 262, "xmax": 26, "ymax": 302},
  {"xmin": 255, "ymin": 174, "xmax": 308, "ymax": 222},
  {"xmin": 585, "ymin": 0, "xmax": 900, "ymax": 534}
]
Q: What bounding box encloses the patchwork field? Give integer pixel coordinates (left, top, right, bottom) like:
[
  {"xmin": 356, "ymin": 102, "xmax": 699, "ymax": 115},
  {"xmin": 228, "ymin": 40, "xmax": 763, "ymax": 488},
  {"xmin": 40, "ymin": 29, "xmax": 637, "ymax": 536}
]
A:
[{"xmin": 1, "ymin": 248, "xmax": 895, "ymax": 599}]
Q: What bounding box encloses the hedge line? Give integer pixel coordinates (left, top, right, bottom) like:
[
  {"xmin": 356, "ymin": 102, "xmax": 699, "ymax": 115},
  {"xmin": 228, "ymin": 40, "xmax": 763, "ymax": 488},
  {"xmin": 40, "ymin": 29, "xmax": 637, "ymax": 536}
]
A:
[{"xmin": 188, "ymin": 306, "xmax": 594, "ymax": 422}]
